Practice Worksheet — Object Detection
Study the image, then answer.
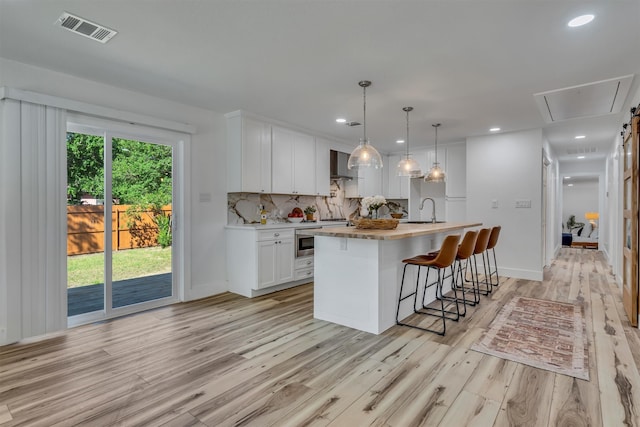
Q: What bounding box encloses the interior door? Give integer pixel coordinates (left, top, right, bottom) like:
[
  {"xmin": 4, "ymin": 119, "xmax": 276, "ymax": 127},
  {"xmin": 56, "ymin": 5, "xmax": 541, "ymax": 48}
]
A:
[{"xmin": 622, "ymin": 113, "xmax": 638, "ymax": 327}]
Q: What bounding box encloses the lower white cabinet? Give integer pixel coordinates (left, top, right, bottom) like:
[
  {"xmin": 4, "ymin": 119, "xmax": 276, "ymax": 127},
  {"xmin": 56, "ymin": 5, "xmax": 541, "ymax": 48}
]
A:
[
  {"xmin": 227, "ymin": 227, "xmax": 310, "ymax": 297},
  {"xmin": 257, "ymin": 235, "xmax": 294, "ymax": 288},
  {"xmin": 294, "ymin": 256, "xmax": 314, "ymax": 281}
]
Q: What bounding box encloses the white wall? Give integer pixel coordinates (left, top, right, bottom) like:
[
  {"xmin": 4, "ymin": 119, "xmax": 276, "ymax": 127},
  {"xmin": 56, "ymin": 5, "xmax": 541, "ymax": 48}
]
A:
[
  {"xmin": 542, "ymin": 139, "xmax": 561, "ymax": 266},
  {"xmin": 0, "ymin": 58, "xmax": 229, "ymax": 302},
  {"xmin": 467, "ymin": 129, "xmax": 543, "ymax": 280}
]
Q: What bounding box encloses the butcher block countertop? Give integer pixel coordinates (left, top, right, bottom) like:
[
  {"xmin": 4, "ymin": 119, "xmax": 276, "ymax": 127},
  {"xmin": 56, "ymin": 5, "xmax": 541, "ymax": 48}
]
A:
[{"xmin": 302, "ymin": 221, "xmax": 482, "ymax": 241}]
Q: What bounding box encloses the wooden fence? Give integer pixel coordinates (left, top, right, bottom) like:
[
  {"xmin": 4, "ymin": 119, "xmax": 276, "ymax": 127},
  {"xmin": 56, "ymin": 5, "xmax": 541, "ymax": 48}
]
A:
[{"xmin": 67, "ymin": 204, "xmax": 171, "ymax": 256}]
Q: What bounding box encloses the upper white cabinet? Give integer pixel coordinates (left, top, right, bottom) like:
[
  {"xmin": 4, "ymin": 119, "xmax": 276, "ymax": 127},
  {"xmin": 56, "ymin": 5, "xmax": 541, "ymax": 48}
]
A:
[
  {"xmin": 385, "ymin": 154, "xmax": 410, "ymax": 199},
  {"xmin": 226, "ymin": 112, "xmax": 272, "ymax": 193},
  {"xmin": 272, "ymin": 126, "xmax": 316, "ymax": 195},
  {"xmin": 346, "ymin": 166, "xmax": 383, "ymax": 198},
  {"xmin": 315, "ymin": 138, "xmax": 331, "ymax": 196},
  {"xmin": 445, "ymin": 143, "xmax": 466, "ymax": 198}
]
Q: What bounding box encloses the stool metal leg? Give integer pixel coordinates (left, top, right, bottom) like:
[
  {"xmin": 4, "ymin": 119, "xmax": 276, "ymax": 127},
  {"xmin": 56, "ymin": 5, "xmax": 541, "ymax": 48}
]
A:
[
  {"xmin": 489, "ymin": 247, "xmax": 499, "ymax": 288},
  {"xmin": 454, "ymin": 258, "xmax": 477, "ymax": 307},
  {"xmin": 431, "ymin": 264, "xmax": 465, "ymax": 317},
  {"xmin": 462, "ymin": 257, "xmax": 482, "ymax": 303},
  {"xmin": 396, "ymin": 264, "xmax": 448, "ymax": 335}
]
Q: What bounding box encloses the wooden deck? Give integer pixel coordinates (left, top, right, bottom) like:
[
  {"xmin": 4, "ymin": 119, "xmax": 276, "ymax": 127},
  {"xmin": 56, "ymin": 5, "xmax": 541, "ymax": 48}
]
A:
[
  {"xmin": 1, "ymin": 248, "xmax": 639, "ymax": 426},
  {"xmin": 67, "ymin": 273, "xmax": 172, "ymax": 316}
]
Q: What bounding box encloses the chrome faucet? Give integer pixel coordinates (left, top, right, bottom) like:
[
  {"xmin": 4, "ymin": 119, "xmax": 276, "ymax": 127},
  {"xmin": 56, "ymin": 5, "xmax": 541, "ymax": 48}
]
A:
[{"xmin": 419, "ymin": 197, "xmax": 437, "ymax": 223}]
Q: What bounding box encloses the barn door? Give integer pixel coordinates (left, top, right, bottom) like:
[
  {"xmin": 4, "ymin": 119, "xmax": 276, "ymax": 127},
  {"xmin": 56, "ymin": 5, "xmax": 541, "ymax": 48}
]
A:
[{"xmin": 622, "ymin": 111, "xmax": 638, "ymax": 327}]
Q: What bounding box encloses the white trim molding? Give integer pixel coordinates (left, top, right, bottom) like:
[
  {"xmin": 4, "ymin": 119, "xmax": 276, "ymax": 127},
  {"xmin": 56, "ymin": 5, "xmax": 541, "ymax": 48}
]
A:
[{"xmin": 0, "ymin": 86, "xmax": 196, "ymax": 135}]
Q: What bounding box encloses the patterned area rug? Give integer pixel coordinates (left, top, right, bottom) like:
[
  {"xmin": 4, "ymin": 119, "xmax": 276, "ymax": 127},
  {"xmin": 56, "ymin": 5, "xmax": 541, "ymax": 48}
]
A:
[{"xmin": 471, "ymin": 296, "xmax": 589, "ymax": 380}]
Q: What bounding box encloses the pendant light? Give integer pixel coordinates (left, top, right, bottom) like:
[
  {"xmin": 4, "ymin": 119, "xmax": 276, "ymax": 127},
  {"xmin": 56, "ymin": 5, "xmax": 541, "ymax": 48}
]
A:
[
  {"xmin": 425, "ymin": 123, "xmax": 445, "ymax": 182},
  {"xmin": 347, "ymin": 80, "xmax": 383, "ymax": 170},
  {"xmin": 396, "ymin": 107, "xmax": 422, "ymax": 177}
]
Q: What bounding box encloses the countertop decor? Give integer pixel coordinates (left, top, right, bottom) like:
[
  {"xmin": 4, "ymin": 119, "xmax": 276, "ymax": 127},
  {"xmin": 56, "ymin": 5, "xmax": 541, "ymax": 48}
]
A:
[{"xmin": 354, "ymin": 218, "xmax": 398, "ymax": 230}]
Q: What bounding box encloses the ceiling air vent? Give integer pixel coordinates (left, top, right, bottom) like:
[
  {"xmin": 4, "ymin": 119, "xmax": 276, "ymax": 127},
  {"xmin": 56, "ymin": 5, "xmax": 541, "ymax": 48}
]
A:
[
  {"xmin": 56, "ymin": 12, "xmax": 117, "ymax": 43},
  {"xmin": 566, "ymin": 146, "xmax": 598, "ymax": 155}
]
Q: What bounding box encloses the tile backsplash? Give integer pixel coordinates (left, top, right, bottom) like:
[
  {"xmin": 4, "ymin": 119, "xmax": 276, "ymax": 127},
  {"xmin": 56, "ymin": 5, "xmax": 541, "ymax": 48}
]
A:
[{"xmin": 228, "ymin": 181, "xmax": 407, "ymax": 224}]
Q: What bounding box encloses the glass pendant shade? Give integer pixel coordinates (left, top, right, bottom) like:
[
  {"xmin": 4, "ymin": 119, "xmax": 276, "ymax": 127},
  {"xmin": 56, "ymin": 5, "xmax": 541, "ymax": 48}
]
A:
[
  {"xmin": 347, "ymin": 80, "xmax": 383, "ymax": 170},
  {"xmin": 397, "ymin": 156, "xmax": 422, "ymax": 177},
  {"xmin": 425, "ymin": 163, "xmax": 445, "ymax": 182},
  {"xmin": 397, "ymin": 106, "xmax": 421, "ymax": 177},
  {"xmin": 348, "ymin": 138, "xmax": 383, "ymax": 169},
  {"xmin": 425, "ymin": 123, "xmax": 445, "ymax": 182}
]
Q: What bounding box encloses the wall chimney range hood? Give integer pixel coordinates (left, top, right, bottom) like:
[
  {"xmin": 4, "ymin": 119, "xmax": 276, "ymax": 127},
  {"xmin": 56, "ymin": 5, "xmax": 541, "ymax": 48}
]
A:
[{"xmin": 330, "ymin": 150, "xmax": 354, "ymax": 180}]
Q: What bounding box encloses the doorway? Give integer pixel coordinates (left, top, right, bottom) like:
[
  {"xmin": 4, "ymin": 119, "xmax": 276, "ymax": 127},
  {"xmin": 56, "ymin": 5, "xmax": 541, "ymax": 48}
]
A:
[
  {"xmin": 66, "ymin": 121, "xmax": 180, "ymax": 324},
  {"xmin": 561, "ymin": 175, "xmax": 600, "ymax": 249}
]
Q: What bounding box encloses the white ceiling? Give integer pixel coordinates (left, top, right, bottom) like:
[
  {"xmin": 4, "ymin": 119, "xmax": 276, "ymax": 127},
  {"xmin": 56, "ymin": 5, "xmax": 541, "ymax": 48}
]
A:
[{"xmin": 1, "ymin": 1, "xmax": 639, "ymax": 163}]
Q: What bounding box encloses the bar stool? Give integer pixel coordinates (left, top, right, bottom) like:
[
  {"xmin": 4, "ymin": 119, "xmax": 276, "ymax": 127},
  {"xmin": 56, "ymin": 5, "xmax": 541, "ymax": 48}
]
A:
[
  {"xmin": 396, "ymin": 234, "xmax": 461, "ymax": 335},
  {"xmin": 486, "ymin": 226, "xmax": 501, "ymax": 289},
  {"xmin": 464, "ymin": 228, "xmax": 492, "ymax": 296},
  {"xmin": 421, "ymin": 230, "xmax": 480, "ymax": 311},
  {"xmin": 452, "ymin": 230, "xmax": 480, "ymax": 308}
]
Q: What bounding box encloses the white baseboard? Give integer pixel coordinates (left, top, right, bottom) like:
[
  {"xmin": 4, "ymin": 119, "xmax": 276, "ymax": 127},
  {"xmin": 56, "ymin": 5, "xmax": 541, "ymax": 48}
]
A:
[
  {"xmin": 499, "ymin": 267, "xmax": 543, "ymax": 281},
  {"xmin": 185, "ymin": 280, "xmax": 228, "ymax": 301}
]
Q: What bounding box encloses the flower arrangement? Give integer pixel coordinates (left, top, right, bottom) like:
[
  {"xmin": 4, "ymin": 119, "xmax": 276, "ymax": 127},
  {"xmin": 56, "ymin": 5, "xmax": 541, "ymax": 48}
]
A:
[{"xmin": 361, "ymin": 195, "xmax": 386, "ymax": 219}]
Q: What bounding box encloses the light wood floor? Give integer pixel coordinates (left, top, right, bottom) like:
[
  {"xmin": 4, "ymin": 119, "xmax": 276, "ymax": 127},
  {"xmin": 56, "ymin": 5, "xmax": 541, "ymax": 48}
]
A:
[{"xmin": 1, "ymin": 248, "xmax": 639, "ymax": 426}]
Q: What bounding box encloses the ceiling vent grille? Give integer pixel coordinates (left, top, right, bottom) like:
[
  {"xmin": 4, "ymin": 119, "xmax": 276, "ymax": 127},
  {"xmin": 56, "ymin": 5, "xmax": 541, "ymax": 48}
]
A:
[
  {"xmin": 56, "ymin": 12, "xmax": 117, "ymax": 43},
  {"xmin": 566, "ymin": 146, "xmax": 598, "ymax": 155}
]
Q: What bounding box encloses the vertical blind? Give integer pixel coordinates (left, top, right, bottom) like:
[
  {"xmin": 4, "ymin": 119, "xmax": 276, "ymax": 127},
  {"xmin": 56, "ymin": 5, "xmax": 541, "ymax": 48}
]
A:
[{"xmin": 0, "ymin": 99, "xmax": 67, "ymax": 345}]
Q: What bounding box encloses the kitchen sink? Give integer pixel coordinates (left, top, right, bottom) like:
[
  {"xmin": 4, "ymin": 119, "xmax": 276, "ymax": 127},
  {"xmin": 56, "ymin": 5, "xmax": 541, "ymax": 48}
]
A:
[{"xmin": 406, "ymin": 221, "xmax": 447, "ymax": 224}]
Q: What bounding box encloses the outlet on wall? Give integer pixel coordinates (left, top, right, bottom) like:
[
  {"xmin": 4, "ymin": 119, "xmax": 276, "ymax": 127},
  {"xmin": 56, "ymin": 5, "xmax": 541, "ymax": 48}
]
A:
[{"xmin": 515, "ymin": 199, "xmax": 532, "ymax": 208}]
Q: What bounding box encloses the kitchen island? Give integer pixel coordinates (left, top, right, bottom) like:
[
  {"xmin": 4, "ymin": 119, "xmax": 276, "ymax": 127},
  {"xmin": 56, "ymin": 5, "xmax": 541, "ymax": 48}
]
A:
[{"xmin": 303, "ymin": 222, "xmax": 481, "ymax": 334}]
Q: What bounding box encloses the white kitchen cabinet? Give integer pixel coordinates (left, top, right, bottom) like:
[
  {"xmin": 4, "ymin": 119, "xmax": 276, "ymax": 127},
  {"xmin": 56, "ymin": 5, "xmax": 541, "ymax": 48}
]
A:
[
  {"xmin": 272, "ymin": 126, "xmax": 316, "ymax": 195},
  {"xmin": 227, "ymin": 227, "xmax": 296, "ymax": 296},
  {"xmin": 294, "ymin": 256, "xmax": 314, "ymax": 281},
  {"xmin": 445, "ymin": 143, "xmax": 466, "ymax": 198},
  {"xmin": 226, "ymin": 111, "xmax": 272, "ymax": 193},
  {"xmin": 257, "ymin": 237, "xmax": 294, "ymax": 288},
  {"xmin": 345, "ymin": 166, "xmax": 383, "ymax": 198},
  {"xmin": 315, "ymin": 138, "xmax": 330, "ymax": 196},
  {"xmin": 385, "ymin": 154, "xmax": 409, "ymax": 199},
  {"xmin": 413, "ymin": 147, "xmax": 446, "ymax": 176}
]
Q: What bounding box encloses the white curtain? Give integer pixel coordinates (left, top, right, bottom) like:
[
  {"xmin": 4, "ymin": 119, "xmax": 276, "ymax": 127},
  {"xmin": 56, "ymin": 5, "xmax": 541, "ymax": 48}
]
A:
[{"xmin": 0, "ymin": 99, "xmax": 67, "ymax": 345}]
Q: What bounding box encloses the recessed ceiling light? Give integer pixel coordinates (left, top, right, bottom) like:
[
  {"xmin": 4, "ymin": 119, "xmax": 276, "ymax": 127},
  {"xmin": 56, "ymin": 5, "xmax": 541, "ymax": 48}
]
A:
[
  {"xmin": 565, "ymin": 176, "xmax": 571, "ymax": 179},
  {"xmin": 575, "ymin": 135, "xmax": 586, "ymax": 139},
  {"xmin": 577, "ymin": 155, "xmax": 586, "ymax": 159},
  {"xmin": 568, "ymin": 184, "xmax": 574, "ymax": 187},
  {"xmin": 568, "ymin": 14, "xmax": 594, "ymax": 27},
  {"xmin": 489, "ymin": 127, "xmax": 501, "ymax": 132},
  {"xmin": 396, "ymin": 139, "xmax": 405, "ymax": 144},
  {"xmin": 336, "ymin": 118, "xmax": 346, "ymax": 123}
]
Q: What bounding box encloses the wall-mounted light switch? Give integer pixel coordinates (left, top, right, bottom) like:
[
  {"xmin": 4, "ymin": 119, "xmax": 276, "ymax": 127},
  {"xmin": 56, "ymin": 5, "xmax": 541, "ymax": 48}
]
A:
[{"xmin": 491, "ymin": 199, "xmax": 498, "ymax": 208}]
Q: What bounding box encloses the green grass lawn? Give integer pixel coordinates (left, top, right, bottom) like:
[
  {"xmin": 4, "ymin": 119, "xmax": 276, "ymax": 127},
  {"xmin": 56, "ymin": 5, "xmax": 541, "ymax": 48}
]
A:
[{"xmin": 67, "ymin": 246, "xmax": 171, "ymax": 288}]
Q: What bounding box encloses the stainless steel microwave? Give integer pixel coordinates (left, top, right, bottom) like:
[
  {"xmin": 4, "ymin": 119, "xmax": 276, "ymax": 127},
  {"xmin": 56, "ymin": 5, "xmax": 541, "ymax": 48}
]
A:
[{"xmin": 295, "ymin": 230, "xmax": 314, "ymax": 258}]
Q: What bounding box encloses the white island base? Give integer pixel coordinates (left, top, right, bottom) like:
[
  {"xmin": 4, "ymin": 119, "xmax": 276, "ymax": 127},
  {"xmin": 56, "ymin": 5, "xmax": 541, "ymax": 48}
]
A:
[{"xmin": 310, "ymin": 222, "xmax": 481, "ymax": 335}]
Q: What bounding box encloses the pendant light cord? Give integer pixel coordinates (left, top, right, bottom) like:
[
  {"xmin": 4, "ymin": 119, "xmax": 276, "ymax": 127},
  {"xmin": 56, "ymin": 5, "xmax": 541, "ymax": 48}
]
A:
[
  {"xmin": 363, "ymin": 84, "xmax": 367, "ymax": 142},
  {"xmin": 433, "ymin": 123, "xmax": 441, "ymax": 164},
  {"xmin": 403, "ymin": 107, "xmax": 414, "ymax": 159}
]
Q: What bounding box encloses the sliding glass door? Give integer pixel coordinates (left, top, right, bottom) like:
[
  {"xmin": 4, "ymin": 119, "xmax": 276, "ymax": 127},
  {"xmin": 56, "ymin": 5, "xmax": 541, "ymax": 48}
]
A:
[{"xmin": 67, "ymin": 123, "xmax": 178, "ymax": 322}]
